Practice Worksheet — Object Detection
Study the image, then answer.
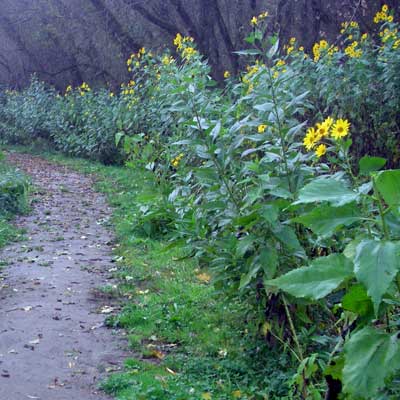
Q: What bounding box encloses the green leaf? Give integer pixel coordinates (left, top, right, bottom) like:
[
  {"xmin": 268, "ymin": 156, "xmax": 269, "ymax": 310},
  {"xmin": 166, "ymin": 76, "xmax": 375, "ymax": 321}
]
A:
[
  {"xmin": 115, "ymin": 131, "xmax": 124, "ymax": 146},
  {"xmin": 343, "ymin": 326, "xmax": 400, "ymax": 398},
  {"xmin": 342, "ymin": 284, "xmax": 374, "ymax": 318},
  {"xmin": 354, "ymin": 240, "xmax": 400, "ymax": 315},
  {"xmin": 293, "ymin": 203, "xmax": 361, "ymax": 237},
  {"xmin": 234, "ymin": 49, "xmax": 261, "ymax": 56},
  {"xmin": 359, "ymin": 156, "xmax": 386, "ymax": 175},
  {"xmin": 267, "ymin": 39, "xmax": 279, "ymax": 58},
  {"xmin": 260, "ymin": 245, "xmax": 278, "ymax": 279},
  {"xmin": 294, "ymin": 179, "xmax": 358, "ymax": 207},
  {"xmin": 375, "ymin": 170, "xmax": 400, "ymax": 212},
  {"xmin": 265, "ymin": 254, "xmax": 353, "ymax": 299}
]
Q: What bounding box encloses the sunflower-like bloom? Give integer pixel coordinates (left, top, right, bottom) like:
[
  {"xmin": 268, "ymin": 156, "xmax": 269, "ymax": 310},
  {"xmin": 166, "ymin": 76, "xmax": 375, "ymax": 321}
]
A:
[
  {"xmin": 331, "ymin": 119, "xmax": 351, "ymax": 139},
  {"xmin": 303, "ymin": 127, "xmax": 321, "ymax": 150},
  {"xmin": 315, "ymin": 144, "xmax": 327, "ymax": 158}
]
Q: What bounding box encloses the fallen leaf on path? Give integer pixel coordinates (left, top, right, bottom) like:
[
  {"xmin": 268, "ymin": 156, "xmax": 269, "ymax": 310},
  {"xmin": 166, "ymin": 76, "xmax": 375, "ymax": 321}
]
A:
[{"xmin": 100, "ymin": 306, "xmax": 114, "ymax": 314}]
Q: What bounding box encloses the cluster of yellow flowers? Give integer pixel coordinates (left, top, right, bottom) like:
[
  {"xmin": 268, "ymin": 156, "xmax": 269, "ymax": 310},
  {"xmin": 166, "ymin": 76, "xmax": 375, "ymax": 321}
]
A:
[
  {"xmin": 344, "ymin": 41, "xmax": 363, "ymax": 58},
  {"xmin": 250, "ymin": 11, "xmax": 268, "ymax": 26},
  {"xmin": 303, "ymin": 117, "xmax": 351, "ymax": 158},
  {"xmin": 126, "ymin": 48, "xmax": 147, "ymax": 71},
  {"xmin": 173, "ymin": 33, "xmax": 198, "ymax": 60},
  {"xmin": 285, "ymin": 37, "xmax": 296, "ymax": 55},
  {"xmin": 340, "ymin": 20, "xmax": 359, "ymax": 34},
  {"xmin": 171, "ymin": 153, "xmax": 184, "ymax": 168},
  {"xmin": 181, "ymin": 46, "xmax": 198, "ymax": 60},
  {"xmin": 79, "ymin": 82, "xmax": 91, "ymax": 96},
  {"xmin": 242, "ymin": 62, "xmax": 264, "ymax": 92},
  {"xmin": 380, "ymin": 27, "xmax": 399, "ymax": 44},
  {"xmin": 173, "ymin": 33, "xmax": 194, "ymax": 50},
  {"xmin": 312, "ymin": 40, "xmax": 328, "ymax": 62},
  {"xmin": 374, "ymin": 4, "xmax": 393, "ymax": 24},
  {"xmin": 121, "ymin": 80, "xmax": 135, "ymax": 96},
  {"xmin": 162, "ymin": 55, "xmax": 175, "ymax": 66}
]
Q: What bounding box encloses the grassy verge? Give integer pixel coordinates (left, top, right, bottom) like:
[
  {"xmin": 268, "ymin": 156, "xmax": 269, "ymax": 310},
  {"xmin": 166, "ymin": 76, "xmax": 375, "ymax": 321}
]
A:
[
  {"xmin": 0, "ymin": 152, "xmax": 28, "ymax": 251},
  {"xmin": 3, "ymin": 146, "xmax": 294, "ymax": 400}
]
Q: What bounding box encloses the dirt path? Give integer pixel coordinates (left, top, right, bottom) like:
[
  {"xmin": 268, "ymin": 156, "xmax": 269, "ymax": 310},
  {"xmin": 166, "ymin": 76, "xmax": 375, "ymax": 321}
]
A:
[{"xmin": 0, "ymin": 153, "xmax": 126, "ymax": 400}]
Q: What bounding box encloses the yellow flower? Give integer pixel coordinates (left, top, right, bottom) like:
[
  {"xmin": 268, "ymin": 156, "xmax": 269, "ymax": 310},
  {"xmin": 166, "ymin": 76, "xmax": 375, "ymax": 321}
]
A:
[
  {"xmin": 258, "ymin": 124, "xmax": 267, "ymax": 133},
  {"xmin": 202, "ymin": 393, "xmax": 212, "ymax": 400},
  {"xmin": 182, "ymin": 46, "xmax": 197, "ymax": 59},
  {"xmin": 109, "ymin": 92, "xmax": 114, "ymax": 97},
  {"xmin": 174, "ymin": 33, "xmax": 183, "ymax": 49},
  {"xmin": 331, "ymin": 119, "xmax": 350, "ymax": 140},
  {"xmin": 315, "ymin": 144, "xmax": 327, "ymax": 158},
  {"xmin": 232, "ymin": 390, "xmax": 242, "ymax": 398},
  {"xmin": 223, "ymin": 70, "xmax": 231, "ymax": 79},
  {"xmin": 250, "ymin": 16, "xmax": 258, "ymax": 26},
  {"xmin": 303, "ymin": 127, "xmax": 320, "ymax": 151},
  {"xmin": 382, "ymin": 4, "xmax": 389, "ymax": 13},
  {"xmin": 322, "ymin": 116, "xmax": 334, "ymax": 131},
  {"xmin": 361, "ymin": 33, "xmax": 368, "ymax": 41},
  {"xmin": 276, "ymin": 59, "xmax": 286, "ymax": 67}
]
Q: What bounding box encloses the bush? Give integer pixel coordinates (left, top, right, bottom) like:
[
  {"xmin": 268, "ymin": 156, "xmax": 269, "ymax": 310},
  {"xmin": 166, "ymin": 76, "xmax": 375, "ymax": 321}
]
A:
[{"xmin": 0, "ymin": 5, "xmax": 400, "ymax": 398}]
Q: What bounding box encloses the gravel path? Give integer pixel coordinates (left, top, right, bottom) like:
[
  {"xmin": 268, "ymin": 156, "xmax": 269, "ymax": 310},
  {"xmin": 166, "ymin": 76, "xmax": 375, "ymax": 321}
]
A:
[{"xmin": 0, "ymin": 153, "xmax": 125, "ymax": 400}]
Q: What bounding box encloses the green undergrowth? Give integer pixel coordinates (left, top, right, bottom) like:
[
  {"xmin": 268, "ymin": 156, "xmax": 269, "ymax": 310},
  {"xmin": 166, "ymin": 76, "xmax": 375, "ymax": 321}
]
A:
[
  {"xmin": 0, "ymin": 151, "xmax": 28, "ymax": 249},
  {"xmin": 5, "ymin": 146, "xmax": 294, "ymax": 399}
]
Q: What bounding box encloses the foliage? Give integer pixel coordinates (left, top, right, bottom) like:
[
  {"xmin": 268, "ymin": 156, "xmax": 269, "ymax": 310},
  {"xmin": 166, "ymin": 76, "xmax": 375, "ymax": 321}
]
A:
[
  {"xmin": 0, "ymin": 151, "xmax": 28, "ymax": 247},
  {"xmin": 1, "ymin": 5, "xmax": 400, "ymax": 398}
]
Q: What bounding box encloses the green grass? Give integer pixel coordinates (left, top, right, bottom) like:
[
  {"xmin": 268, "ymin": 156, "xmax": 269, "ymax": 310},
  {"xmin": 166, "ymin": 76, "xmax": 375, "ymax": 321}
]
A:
[
  {"xmin": 0, "ymin": 153, "xmax": 28, "ymax": 250},
  {"xmin": 2, "ymin": 145, "xmax": 294, "ymax": 399}
]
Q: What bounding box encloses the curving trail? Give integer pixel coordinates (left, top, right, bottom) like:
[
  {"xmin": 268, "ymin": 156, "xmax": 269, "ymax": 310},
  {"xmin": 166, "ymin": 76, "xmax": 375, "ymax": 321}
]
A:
[{"xmin": 0, "ymin": 153, "xmax": 125, "ymax": 400}]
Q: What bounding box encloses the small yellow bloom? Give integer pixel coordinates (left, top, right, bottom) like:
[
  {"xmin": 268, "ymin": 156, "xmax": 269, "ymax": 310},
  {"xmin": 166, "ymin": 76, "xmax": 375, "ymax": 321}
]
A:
[
  {"xmin": 223, "ymin": 70, "xmax": 231, "ymax": 79},
  {"xmin": 258, "ymin": 124, "xmax": 267, "ymax": 133},
  {"xmin": 232, "ymin": 390, "xmax": 242, "ymax": 398},
  {"xmin": 315, "ymin": 144, "xmax": 327, "ymax": 158},
  {"xmin": 250, "ymin": 16, "xmax": 258, "ymax": 26},
  {"xmin": 276, "ymin": 59, "xmax": 286, "ymax": 67}
]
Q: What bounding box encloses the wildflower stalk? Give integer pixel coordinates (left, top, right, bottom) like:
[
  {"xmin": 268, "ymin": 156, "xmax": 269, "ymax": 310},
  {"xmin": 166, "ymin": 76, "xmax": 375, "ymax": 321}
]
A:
[
  {"xmin": 191, "ymin": 99, "xmax": 241, "ymax": 211},
  {"xmin": 372, "ymin": 177, "xmax": 390, "ymax": 240},
  {"xmin": 266, "ymin": 67, "xmax": 294, "ymax": 194}
]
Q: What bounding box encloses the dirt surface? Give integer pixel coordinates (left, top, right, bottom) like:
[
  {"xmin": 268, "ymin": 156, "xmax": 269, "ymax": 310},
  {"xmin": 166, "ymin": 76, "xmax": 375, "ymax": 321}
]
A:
[{"xmin": 0, "ymin": 153, "xmax": 126, "ymax": 400}]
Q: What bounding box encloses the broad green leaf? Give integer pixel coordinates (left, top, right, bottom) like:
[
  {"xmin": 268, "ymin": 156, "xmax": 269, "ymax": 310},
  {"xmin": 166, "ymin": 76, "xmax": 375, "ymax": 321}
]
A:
[
  {"xmin": 375, "ymin": 170, "xmax": 400, "ymax": 212},
  {"xmin": 265, "ymin": 254, "xmax": 353, "ymax": 299},
  {"xmin": 354, "ymin": 240, "xmax": 400, "ymax": 315},
  {"xmin": 359, "ymin": 156, "xmax": 386, "ymax": 175},
  {"xmin": 254, "ymin": 102, "xmax": 274, "ymax": 112},
  {"xmin": 294, "ymin": 179, "xmax": 358, "ymax": 207},
  {"xmin": 293, "ymin": 203, "xmax": 361, "ymax": 237},
  {"xmin": 343, "ymin": 326, "xmax": 400, "ymax": 398},
  {"xmin": 267, "ymin": 38, "xmax": 279, "ymax": 58},
  {"xmin": 260, "ymin": 245, "xmax": 278, "ymax": 279},
  {"xmin": 115, "ymin": 131, "xmax": 124, "ymax": 146},
  {"xmin": 272, "ymin": 224, "xmax": 305, "ymax": 258},
  {"xmin": 342, "ymin": 284, "xmax": 374, "ymax": 318},
  {"xmin": 234, "ymin": 49, "xmax": 261, "ymax": 56}
]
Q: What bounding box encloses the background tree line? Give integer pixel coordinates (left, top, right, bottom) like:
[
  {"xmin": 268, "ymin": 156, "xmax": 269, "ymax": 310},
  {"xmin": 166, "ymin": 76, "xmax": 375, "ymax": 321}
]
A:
[{"xmin": 0, "ymin": 0, "xmax": 398, "ymax": 89}]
